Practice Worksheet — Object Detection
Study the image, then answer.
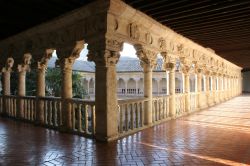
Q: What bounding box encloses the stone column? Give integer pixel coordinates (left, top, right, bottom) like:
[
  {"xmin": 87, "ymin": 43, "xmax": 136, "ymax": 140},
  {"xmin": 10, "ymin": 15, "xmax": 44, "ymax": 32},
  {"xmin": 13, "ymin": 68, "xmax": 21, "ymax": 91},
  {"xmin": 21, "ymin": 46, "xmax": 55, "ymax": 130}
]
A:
[
  {"xmin": 135, "ymin": 45, "xmax": 157, "ymax": 125},
  {"xmin": 17, "ymin": 53, "xmax": 32, "ymax": 119},
  {"xmin": 86, "ymin": 37, "xmax": 125, "ymax": 141},
  {"xmin": 227, "ymin": 76, "xmax": 230, "ymax": 99},
  {"xmin": 1, "ymin": 58, "xmax": 14, "ymax": 116},
  {"xmin": 184, "ymin": 71, "xmax": 190, "ymax": 113},
  {"xmin": 196, "ymin": 69, "xmax": 202, "ymax": 109},
  {"xmin": 36, "ymin": 49, "xmax": 53, "ymax": 124},
  {"xmin": 169, "ymin": 65, "xmax": 176, "ymax": 117},
  {"xmin": 57, "ymin": 41, "xmax": 84, "ymax": 131},
  {"xmin": 162, "ymin": 52, "xmax": 176, "ymax": 117},
  {"xmin": 143, "ymin": 63, "xmax": 153, "ymax": 123},
  {"xmin": 223, "ymin": 75, "xmax": 227, "ymax": 100},
  {"xmin": 206, "ymin": 73, "xmax": 210, "ymax": 106},
  {"xmin": 58, "ymin": 58, "xmax": 74, "ymax": 130}
]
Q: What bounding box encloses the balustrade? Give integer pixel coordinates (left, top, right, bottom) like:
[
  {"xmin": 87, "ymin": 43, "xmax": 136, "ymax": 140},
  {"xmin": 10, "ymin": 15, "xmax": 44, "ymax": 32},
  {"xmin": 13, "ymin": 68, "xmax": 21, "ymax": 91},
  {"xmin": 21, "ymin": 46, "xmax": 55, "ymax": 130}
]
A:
[
  {"xmin": 152, "ymin": 96, "xmax": 169, "ymax": 122},
  {"xmin": 69, "ymin": 99, "xmax": 95, "ymax": 136},
  {"xmin": 118, "ymin": 98, "xmax": 147, "ymax": 135},
  {"xmin": 190, "ymin": 92, "xmax": 197, "ymax": 112},
  {"xmin": 175, "ymin": 94, "xmax": 186, "ymax": 116}
]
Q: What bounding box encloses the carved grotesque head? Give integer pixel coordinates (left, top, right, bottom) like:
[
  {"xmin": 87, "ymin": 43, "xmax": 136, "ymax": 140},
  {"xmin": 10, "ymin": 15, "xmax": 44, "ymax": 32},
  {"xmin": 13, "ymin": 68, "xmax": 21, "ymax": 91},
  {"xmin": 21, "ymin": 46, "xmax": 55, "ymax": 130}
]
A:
[
  {"xmin": 6, "ymin": 57, "xmax": 14, "ymax": 69},
  {"xmin": 23, "ymin": 53, "xmax": 32, "ymax": 65}
]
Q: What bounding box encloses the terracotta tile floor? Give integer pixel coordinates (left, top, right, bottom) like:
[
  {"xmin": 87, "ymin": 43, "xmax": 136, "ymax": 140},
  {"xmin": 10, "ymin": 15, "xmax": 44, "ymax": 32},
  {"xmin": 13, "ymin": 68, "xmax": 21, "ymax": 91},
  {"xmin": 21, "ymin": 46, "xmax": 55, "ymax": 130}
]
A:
[{"xmin": 1, "ymin": 95, "xmax": 250, "ymax": 166}]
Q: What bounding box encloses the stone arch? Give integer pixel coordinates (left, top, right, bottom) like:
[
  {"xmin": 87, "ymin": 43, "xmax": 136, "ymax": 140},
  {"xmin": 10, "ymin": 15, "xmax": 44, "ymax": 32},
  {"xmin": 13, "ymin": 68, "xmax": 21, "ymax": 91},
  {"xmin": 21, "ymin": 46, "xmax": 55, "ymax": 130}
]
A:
[
  {"xmin": 127, "ymin": 78, "xmax": 136, "ymax": 94},
  {"xmin": 202, "ymin": 75, "xmax": 205, "ymax": 92},
  {"xmin": 152, "ymin": 78, "xmax": 158, "ymax": 95},
  {"xmin": 89, "ymin": 78, "xmax": 95, "ymax": 94},
  {"xmin": 117, "ymin": 78, "xmax": 126, "ymax": 94},
  {"xmin": 137, "ymin": 78, "xmax": 143, "ymax": 95},
  {"xmin": 190, "ymin": 74, "xmax": 196, "ymax": 92},
  {"xmin": 175, "ymin": 72, "xmax": 183, "ymax": 93},
  {"xmin": 82, "ymin": 78, "xmax": 89, "ymax": 94},
  {"xmin": 159, "ymin": 78, "xmax": 167, "ymax": 94}
]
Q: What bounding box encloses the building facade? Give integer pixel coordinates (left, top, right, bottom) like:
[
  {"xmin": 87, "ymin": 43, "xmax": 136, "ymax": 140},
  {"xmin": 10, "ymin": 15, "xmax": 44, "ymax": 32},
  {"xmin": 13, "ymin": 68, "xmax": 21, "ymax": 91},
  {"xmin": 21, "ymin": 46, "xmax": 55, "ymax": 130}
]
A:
[{"xmin": 0, "ymin": 0, "xmax": 242, "ymax": 141}]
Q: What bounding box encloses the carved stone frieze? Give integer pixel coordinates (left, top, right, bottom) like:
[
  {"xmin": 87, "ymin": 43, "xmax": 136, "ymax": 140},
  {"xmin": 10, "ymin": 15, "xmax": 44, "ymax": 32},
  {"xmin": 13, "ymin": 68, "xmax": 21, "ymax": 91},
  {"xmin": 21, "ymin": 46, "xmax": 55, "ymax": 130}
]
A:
[
  {"xmin": 106, "ymin": 38, "xmax": 123, "ymax": 52},
  {"xmin": 177, "ymin": 44, "xmax": 184, "ymax": 57},
  {"xmin": 158, "ymin": 37, "xmax": 166, "ymax": 50},
  {"xmin": 145, "ymin": 33, "xmax": 153, "ymax": 45},
  {"xmin": 128, "ymin": 23, "xmax": 140, "ymax": 40}
]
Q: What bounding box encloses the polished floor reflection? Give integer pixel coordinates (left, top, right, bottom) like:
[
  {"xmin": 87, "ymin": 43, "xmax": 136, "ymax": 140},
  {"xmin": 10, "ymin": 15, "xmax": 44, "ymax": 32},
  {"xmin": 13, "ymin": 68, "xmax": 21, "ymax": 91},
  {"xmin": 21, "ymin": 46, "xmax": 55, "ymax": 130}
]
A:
[{"xmin": 1, "ymin": 95, "xmax": 250, "ymax": 166}]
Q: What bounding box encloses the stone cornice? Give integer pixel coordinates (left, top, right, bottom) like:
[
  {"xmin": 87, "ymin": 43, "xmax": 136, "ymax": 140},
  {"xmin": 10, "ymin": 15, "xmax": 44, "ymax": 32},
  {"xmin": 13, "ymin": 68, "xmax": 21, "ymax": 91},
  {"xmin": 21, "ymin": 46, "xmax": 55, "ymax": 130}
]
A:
[{"xmin": 108, "ymin": 0, "xmax": 242, "ymax": 71}]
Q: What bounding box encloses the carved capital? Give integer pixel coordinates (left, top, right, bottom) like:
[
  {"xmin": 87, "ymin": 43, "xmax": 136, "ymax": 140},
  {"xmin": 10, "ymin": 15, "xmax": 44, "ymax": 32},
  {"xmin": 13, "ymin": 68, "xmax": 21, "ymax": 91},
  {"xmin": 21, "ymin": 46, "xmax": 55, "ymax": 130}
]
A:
[
  {"xmin": 57, "ymin": 40, "xmax": 85, "ymax": 59},
  {"xmin": 87, "ymin": 37, "xmax": 122, "ymax": 67},
  {"xmin": 134, "ymin": 44, "xmax": 157, "ymax": 69},
  {"xmin": 17, "ymin": 53, "xmax": 32, "ymax": 73},
  {"xmin": 37, "ymin": 49, "xmax": 53, "ymax": 71},
  {"xmin": 88, "ymin": 49, "xmax": 120, "ymax": 67},
  {"xmin": 182, "ymin": 65, "xmax": 191, "ymax": 74},
  {"xmin": 161, "ymin": 52, "xmax": 176, "ymax": 71},
  {"xmin": 57, "ymin": 57, "xmax": 75, "ymax": 73},
  {"xmin": 2, "ymin": 57, "xmax": 14, "ymax": 73}
]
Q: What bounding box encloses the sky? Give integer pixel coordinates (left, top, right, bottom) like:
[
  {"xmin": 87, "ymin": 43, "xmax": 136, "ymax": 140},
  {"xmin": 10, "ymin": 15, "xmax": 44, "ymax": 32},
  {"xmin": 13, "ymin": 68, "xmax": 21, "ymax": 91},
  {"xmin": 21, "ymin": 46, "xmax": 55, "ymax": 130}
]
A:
[{"xmin": 52, "ymin": 43, "xmax": 138, "ymax": 61}]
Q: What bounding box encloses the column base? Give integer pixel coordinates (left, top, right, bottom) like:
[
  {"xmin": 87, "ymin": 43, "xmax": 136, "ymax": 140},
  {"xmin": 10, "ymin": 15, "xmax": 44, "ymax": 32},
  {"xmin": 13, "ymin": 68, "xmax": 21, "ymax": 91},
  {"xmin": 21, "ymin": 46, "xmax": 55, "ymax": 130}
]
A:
[{"xmin": 95, "ymin": 133, "xmax": 118, "ymax": 142}]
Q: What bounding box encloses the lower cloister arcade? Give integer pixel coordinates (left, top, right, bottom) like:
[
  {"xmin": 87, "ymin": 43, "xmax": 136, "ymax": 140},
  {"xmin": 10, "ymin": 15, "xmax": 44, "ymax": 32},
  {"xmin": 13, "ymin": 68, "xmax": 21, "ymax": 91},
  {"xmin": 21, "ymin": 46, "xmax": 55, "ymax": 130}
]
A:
[{"xmin": 0, "ymin": 0, "xmax": 242, "ymax": 142}]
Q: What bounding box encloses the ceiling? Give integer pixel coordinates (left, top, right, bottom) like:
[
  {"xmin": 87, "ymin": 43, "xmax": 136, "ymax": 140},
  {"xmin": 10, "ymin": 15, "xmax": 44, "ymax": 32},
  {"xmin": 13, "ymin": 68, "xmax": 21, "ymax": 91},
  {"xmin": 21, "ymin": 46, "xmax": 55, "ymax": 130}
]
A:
[{"xmin": 0, "ymin": 0, "xmax": 249, "ymax": 69}]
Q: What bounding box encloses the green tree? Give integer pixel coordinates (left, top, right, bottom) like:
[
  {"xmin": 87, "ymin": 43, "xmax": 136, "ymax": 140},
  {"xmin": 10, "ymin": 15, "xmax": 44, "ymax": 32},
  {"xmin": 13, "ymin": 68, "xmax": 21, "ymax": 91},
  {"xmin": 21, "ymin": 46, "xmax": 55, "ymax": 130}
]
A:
[{"xmin": 45, "ymin": 68, "xmax": 86, "ymax": 98}]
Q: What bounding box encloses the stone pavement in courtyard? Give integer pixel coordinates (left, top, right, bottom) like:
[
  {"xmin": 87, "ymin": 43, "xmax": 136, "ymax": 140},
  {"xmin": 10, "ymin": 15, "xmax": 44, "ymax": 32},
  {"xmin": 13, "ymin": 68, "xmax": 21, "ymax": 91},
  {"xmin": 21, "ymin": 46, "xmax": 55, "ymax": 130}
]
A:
[{"xmin": 1, "ymin": 95, "xmax": 250, "ymax": 166}]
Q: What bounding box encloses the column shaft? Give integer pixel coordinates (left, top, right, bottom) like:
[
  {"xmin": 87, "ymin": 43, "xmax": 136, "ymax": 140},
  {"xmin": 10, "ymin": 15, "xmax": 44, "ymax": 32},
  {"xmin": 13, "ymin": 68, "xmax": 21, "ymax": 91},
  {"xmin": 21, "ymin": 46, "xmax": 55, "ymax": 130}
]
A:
[
  {"xmin": 36, "ymin": 68, "xmax": 46, "ymax": 124},
  {"xmin": 169, "ymin": 68, "xmax": 175, "ymax": 117},
  {"xmin": 17, "ymin": 70, "xmax": 26, "ymax": 118},
  {"xmin": 143, "ymin": 64, "xmax": 153, "ymax": 125},
  {"xmin": 197, "ymin": 72, "xmax": 202, "ymax": 109},
  {"xmin": 184, "ymin": 73, "xmax": 190, "ymax": 112},
  {"xmin": 95, "ymin": 65, "xmax": 118, "ymax": 141},
  {"xmin": 61, "ymin": 67, "xmax": 73, "ymax": 130}
]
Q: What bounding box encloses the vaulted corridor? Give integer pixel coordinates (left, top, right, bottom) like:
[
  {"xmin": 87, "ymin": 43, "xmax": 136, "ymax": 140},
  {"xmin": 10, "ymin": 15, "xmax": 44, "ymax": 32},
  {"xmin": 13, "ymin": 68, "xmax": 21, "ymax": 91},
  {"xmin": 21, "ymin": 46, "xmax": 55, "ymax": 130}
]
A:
[{"xmin": 1, "ymin": 95, "xmax": 250, "ymax": 165}]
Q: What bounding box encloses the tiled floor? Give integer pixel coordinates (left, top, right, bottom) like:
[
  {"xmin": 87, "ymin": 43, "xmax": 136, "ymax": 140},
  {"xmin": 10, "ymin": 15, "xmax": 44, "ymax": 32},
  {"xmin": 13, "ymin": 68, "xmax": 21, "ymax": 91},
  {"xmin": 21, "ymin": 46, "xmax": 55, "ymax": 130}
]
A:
[{"xmin": 1, "ymin": 95, "xmax": 250, "ymax": 166}]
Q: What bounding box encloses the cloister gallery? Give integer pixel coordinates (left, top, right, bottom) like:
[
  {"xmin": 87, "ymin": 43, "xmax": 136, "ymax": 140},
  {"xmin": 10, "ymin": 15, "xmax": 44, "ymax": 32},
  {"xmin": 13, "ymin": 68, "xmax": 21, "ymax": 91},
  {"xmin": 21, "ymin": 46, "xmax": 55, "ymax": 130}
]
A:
[{"xmin": 0, "ymin": 0, "xmax": 242, "ymax": 142}]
